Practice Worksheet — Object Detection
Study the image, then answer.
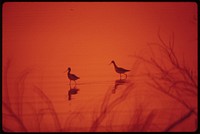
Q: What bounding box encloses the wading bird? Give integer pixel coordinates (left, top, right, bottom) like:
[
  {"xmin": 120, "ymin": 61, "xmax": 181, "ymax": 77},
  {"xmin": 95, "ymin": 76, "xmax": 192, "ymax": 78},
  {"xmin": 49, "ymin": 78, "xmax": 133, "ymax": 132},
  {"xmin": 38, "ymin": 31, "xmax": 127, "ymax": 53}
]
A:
[
  {"xmin": 110, "ymin": 60, "xmax": 130, "ymax": 79},
  {"xmin": 64, "ymin": 67, "xmax": 80, "ymax": 85}
]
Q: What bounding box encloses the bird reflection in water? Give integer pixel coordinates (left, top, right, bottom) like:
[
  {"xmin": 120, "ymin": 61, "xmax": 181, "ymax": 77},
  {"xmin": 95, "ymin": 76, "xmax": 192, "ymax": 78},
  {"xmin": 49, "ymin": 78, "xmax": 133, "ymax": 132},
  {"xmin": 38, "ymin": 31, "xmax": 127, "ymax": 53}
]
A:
[
  {"xmin": 112, "ymin": 79, "xmax": 129, "ymax": 94},
  {"xmin": 68, "ymin": 84, "xmax": 79, "ymax": 101}
]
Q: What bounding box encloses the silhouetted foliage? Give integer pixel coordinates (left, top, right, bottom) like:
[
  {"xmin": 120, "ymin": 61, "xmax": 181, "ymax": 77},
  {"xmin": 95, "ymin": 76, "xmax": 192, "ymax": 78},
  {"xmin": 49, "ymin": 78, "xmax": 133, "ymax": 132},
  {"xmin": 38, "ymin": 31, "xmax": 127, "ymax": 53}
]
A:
[{"xmin": 134, "ymin": 30, "xmax": 197, "ymax": 131}]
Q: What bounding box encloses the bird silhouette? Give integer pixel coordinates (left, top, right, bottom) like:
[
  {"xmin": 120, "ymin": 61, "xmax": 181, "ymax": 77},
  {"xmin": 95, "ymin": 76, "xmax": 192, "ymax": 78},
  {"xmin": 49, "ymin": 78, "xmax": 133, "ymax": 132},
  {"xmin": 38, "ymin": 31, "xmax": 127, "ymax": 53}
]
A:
[
  {"xmin": 64, "ymin": 67, "xmax": 80, "ymax": 85},
  {"xmin": 110, "ymin": 60, "xmax": 130, "ymax": 79}
]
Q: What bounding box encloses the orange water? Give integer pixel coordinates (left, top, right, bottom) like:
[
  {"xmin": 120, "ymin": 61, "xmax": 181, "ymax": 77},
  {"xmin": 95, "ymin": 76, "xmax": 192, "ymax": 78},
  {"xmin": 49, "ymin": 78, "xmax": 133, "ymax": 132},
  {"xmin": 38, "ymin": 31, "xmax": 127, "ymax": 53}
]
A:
[{"xmin": 2, "ymin": 2, "xmax": 197, "ymax": 132}]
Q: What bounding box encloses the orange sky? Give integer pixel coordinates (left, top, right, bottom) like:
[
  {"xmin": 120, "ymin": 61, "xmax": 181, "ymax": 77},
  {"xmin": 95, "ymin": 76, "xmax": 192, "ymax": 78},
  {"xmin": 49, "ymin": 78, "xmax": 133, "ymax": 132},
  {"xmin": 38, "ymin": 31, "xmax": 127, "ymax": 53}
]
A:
[{"xmin": 3, "ymin": 2, "xmax": 197, "ymax": 75}]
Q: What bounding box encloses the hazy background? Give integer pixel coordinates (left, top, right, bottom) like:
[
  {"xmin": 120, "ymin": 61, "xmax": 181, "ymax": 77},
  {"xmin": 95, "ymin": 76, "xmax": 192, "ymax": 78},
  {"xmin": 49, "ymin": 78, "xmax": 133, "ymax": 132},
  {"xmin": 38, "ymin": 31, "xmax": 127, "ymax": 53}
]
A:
[{"xmin": 2, "ymin": 2, "xmax": 197, "ymax": 132}]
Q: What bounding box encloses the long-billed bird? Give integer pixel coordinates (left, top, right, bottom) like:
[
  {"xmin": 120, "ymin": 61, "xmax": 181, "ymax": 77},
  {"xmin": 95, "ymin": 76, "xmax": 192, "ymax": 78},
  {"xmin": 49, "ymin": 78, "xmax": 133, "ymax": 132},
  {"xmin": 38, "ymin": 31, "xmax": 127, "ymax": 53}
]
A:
[
  {"xmin": 64, "ymin": 67, "xmax": 80, "ymax": 84},
  {"xmin": 110, "ymin": 60, "xmax": 130, "ymax": 79}
]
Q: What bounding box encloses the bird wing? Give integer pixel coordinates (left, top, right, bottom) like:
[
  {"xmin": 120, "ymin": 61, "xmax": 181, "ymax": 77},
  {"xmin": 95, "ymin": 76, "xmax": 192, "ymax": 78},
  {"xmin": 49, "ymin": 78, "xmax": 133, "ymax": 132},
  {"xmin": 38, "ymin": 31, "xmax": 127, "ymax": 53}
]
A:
[
  {"xmin": 71, "ymin": 74, "xmax": 80, "ymax": 79},
  {"xmin": 118, "ymin": 67, "xmax": 130, "ymax": 73}
]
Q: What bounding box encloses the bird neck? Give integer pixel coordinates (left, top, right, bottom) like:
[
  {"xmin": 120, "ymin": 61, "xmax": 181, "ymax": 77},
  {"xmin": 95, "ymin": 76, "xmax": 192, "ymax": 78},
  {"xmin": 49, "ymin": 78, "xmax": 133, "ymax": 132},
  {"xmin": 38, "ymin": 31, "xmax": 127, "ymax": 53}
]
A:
[
  {"xmin": 68, "ymin": 70, "xmax": 71, "ymax": 75},
  {"xmin": 112, "ymin": 62, "xmax": 118, "ymax": 68}
]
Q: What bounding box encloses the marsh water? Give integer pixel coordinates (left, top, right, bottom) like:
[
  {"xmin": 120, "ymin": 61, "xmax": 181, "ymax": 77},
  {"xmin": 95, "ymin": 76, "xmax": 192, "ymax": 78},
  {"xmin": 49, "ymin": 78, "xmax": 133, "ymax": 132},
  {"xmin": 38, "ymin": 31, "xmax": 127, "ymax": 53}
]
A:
[{"xmin": 3, "ymin": 63, "xmax": 197, "ymax": 132}]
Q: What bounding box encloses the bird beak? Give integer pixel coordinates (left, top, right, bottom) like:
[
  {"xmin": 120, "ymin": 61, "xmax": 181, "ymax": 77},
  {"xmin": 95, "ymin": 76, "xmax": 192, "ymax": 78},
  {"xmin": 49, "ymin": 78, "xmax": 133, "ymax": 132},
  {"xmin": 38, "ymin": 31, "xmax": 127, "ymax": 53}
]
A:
[
  {"xmin": 109, "ymin": 62, "xmax": 112, "ymax": 65},
  {"xmin": 64, "ymin": 70, "xmax": 67, "ymax": 73}
]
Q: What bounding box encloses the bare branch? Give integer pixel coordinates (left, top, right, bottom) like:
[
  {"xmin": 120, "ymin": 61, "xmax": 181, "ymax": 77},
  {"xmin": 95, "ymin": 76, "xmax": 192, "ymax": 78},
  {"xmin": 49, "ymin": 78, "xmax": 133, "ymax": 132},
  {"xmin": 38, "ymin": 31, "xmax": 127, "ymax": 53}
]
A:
[{"xmin": 164, "ymin": 109, "xmax": 194, "ymax": 132}]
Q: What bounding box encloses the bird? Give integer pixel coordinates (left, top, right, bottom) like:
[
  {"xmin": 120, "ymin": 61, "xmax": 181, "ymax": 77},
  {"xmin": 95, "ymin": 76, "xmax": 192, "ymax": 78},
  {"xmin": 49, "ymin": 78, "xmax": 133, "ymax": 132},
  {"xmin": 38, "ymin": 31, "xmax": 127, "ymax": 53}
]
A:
[
  {"xmin": 64, "ymin": 67, "xmax": 80, "ymax": 85},
  {"xmin": 110, "ymin": 60, "xmax": 130, "ymax": 79}
]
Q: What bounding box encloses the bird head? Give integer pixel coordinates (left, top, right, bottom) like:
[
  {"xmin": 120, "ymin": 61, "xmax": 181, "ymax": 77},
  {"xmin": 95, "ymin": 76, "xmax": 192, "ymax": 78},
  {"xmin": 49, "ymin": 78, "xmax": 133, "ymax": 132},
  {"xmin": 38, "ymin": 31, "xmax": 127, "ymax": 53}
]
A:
[
  {"xmin": 64, "ymin": 67, "xmax": 71, "ymax": 73},
  {"xmin": 109, "ymin": 60, "xmax": 115, "ymax": 65}
]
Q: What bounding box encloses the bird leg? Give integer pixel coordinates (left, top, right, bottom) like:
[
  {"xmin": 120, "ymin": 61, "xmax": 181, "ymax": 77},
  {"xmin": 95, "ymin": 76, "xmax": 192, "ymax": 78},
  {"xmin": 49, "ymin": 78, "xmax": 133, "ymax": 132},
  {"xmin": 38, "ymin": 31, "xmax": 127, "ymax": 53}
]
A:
[
  {"xmin": 120, "ymin": 74, "xmax": 127, "ymax": 80},
  {"xmin": 124, "ymin": 74, "xmax": 127, "ymax": 79},
  {"xmin": 69, "ymin": 80, "xmax": 71, "ymax": 85},
  {"xmin": 70, "ymin": 82, "xmax": 72, "ymax": 88}
]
